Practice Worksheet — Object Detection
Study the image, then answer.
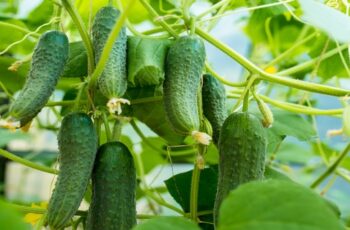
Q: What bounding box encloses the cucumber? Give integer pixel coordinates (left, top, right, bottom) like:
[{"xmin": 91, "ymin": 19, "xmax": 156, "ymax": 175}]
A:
[
  {"xmin": 46, "ymin": 112, "xmax": 98, "ymax": 229},
  {"xmin": 127, "ymin": 36, "xmax": 171, "ymax": 87},
  {"xmin": 92, "ymin": 6, "xmax": 127, "ymax": 113},
  {"xmin": 87, "ymin": 141, "xmax": 136, "ymax": 230},
  {"xmin": 163, "ymin": 36, "xmax": 206, "ymax": 136},
  {"xmin": 214, "ymin": 112, "xmax": 266, "ymax": 225},
  {"xmin": 9, "ymin": 30, "xmax": 68, "ymax": 126},
  {"xmin": 202, "ymin": 74, "xmax": 227, "ymax": 145}
]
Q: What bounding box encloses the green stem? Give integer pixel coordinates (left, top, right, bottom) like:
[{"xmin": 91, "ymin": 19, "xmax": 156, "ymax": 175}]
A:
[
  {"xmin": 258, "ymin": 94, "xmax": 343, "ymax": 116},
  {"xmin": 141, "ymin": 24, "xmax": 184, "ymax": 35},
  {"xmin": 10, "ymin": 203, "xmax": 157, "ymax": 219},
  {"xmin": 205, "ymin": 62, "xmax": 246, "ymax": 87},
  {"xmin": 131, "ymin": 96, "xmax": 163, "ymax": 105},
  {"xmin": 0, "ymin": 80, "xmax": 13, "ymax": 99},
  {"xmin": 46, "ymin": 100, "xmax": 76, "ymax": 107},
  {"xmin": 0, "ymin": 149, "xmax": 58, "ymax": 174},
  {"xmin": 139, "ymin": 0, "xmax": 178, "ymax": 38},
  {"xmin": 73, "ymin": 83, "xmax": 87, "ymax": 111},
  {"xmin": 102, "ymin": 112, "xmax": 112, "ymax": 142},
  {"xmin": 264, "ymin": 32, "xmax": 318, "ymax": 68},
  {"xmin": 242, "ymin": 92, "xmax": 249, "ymax": 112},
  {"xmin": 190, "ymin": 162, "xmax": 200, "ymax": 222},
  {"xmin": 89, "ymin": 0, "xmax": 136, "ymax": 89},
  {"xmin": 278, "ymin": 44, "xmax": 348, "ymax": 76},
  {"xmin": 310, "ymin": 143, "xmax": 350, "ymax": 188},
  {"xmin": 112, "ymin": 119, "xmax": 122, "ymax": 141},
  {"xmin": 142, "ymin": 189, "xmax": 184, "ymax": 214},
  {"xmin": 232, "ymin": 76, "xmax": 257, "ymax": 112},
  {"xmin": 61, "ymin": 0, "xmax": 94, "ymax": 75},
  {"xmin": 195, "ymin": 27, "xmax": 350, "ymax": 97}
]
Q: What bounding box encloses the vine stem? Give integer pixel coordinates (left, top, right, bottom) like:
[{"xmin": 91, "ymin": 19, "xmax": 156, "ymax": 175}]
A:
[
  {"xmin": 9, "ymin": 203, "xmax": 157, "ymax": 219},
  {"xmin": 205, "ymin": 62, "xmax": 246, "ymax": 87},
  {"xmin": 310, "ymin": 143, "xmax": 350, "ymax": 188},
  {"xmin": 61, "ymin": 0, "xmax": 94, "ymax": 75},
  {"xmin": 195, "ymin": 27, "xmax": 350, "ymax": 97},
  {"xmin": 88, "ymin": 0, "xmax": 136, "ymax": 89},
  {"xmin": 190, "ymin": 161, "xmax": 200, "ymax": 222},
  {"xmin": 0, "ymin": 149, "xmax": 57, "ymax": 174},
  {"xmin": 102, "ymin": 112, "xmax": 112, "ymax": 142},
  {"xmin": 138, "ymin": 0, "xmax": 178, "ymax": 38}
]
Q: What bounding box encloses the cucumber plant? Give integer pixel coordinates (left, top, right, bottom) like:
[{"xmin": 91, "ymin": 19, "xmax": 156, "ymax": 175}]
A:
[{"xmin": 0, "ymin": 1, "xmax": 349, "ymax": 230}]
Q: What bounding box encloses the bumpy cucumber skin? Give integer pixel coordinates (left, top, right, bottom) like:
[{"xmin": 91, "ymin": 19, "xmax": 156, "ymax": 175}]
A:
[
  {"xmin": 127, "ymin": 36, "xmax": 171, "ymax": 87},
  {"xmin": 87, "ymin": 142, "xmax": 136, "ymax": 230},
  {"xmin": 202, "ymin": 74, "xmax": 227, "ymax": 145},
  {"xmin": 46, "ymin": 113, "xmax": 98, "ymax": 229},
  {"xmin": 92, "ymin": 6, "xmax": 127, "ymax": 99},
  {"xmin": 214, "ymin": 112, "xmax": 266, "ymax": 224},
  {"xmin": 163, "ymin": 36, "xmax": 206, "ymax": 135},
  {"xmin": 10, "ymin": 30, "xmax": 68, "ymax": 126}
]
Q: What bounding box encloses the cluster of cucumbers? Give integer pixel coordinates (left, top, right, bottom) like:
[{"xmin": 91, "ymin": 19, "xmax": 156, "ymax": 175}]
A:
[{"xmin": 9, "ymin": 4, "xmax": 267, "ymax": 230}]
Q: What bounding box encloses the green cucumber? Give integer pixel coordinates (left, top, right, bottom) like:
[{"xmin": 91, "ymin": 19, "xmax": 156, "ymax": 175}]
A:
[
  {"xmin": 214, "ymin": 112, "xmax": 266, "ymax": 225},
  {"xmin": 92, "ymin": 6, "xmax": 127, "ymax": 104},
  {"xmin": 202, "ymin": 74, "xmax": 227, "ymax": 145},
  {"xmin": 87, "ymin": 141, "xmax": 136, "ymax": 230},
  {"xmin": 10, "ymin": 30, "xmax": 68, "ymax": 126},
  {"xmin": 127, "ymin": 36, "xmax": 171, "ymax": 87},
  {"xmin": 46, "ymin": 112, "xmax": 98, "ymax": 229},
  {"xmin": 163, "ymin": 36, "xmax": 206, "ymax": 135}
]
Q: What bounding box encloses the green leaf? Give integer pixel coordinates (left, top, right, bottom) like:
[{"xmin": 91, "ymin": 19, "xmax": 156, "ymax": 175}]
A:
[
  {"xmin": 299, "ymin": 0, "xmax": 350, "ymax": 43},
  {"xmin": 126, "ymin": 86, "xmax": 185, "ymax": 145},
  {"xmin": 0, "ymin": 200, "xmax": 30, "ymax": 230},
  {"xmin": 275, "ymin": 141, "xmax": 314, "ymax": 164},
  {"xmin": 218, "ymin": 180, "xmax": 343, "ymax": 230},
  {"xmin": 308, "ymin": 34, "xmax": 350, "ymax": 79},
  {"xmin": 0, "ymin": 56, "xmax": 28, "ymax": 93},
  {"xmin": 139, "ymin": 137, "xmax": 166, "ymax": 174},
  {"xmin": 121, "ymin": 0, "xmax": 150, "ymax": 24},
  {"xmin": 134, "ymin": 216, "xmax": 200, "ymax": 230},
  {"xmin": 27, "ymin": 0, "xmax": 53, "ymax": 27},
  {"xmin": 268, "ymin": 109, "xmax": 316, "ymax": 141},
  {"xmin": 127, "ymin": 37, "xmax": 171, "ymax": 87},
  {"xmin": 61, "ymin": 41, "xmax": 88, "ymax": 78},
  {"xmin": 0, "ymin": 19, "xmax": 35, "ymax": 55},
  {"xmin": 0, "ymin": 129, "xmax": 29, "ymax": 147}
]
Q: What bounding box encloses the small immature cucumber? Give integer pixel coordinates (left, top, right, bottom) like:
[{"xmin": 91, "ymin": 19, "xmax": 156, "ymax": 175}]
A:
[
  {"xmin": 202, "ymin": 74, "xmax": 227, "ymax": 145},
  {"xmin": 46, "ymin": 112, "xmax": 98, "ymax": 229},
  {"xmin": 92, "ymin": 6, "xmax": 127, "ymax": 113},
  {"xmin": 163, "ymin": 36, "xmax": 206, "ymax": 136},
  {"xmin": 10, "ymin": 30, "xmax": 69, "ymax": 126},
  {"xmin": 87, "ymin": 141, "xmax": 136, "ymax": 230},
  {"xmin": 214, "ymin": 112, "xmax": 266, "ymax": 225},
  {"xmin": 127, "ymin": 36, "xmax": 171, "ymax": 87}
]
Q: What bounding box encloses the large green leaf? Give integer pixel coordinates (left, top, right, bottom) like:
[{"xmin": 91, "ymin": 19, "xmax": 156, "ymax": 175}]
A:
[
  {"xmin": 0, "ymin": 200, "xmax": 30, "ymax": 230},
  {"xmin": 0, "ymin": 129, "xmax": 29, "ymax": 147},
  {"xmin": 27, "ymin": 0, "xmax": 53, "ymax": 27},
  {"xmin": 61, "ymin": 41, "xmax": 88, "ymax": 78},
  {"xmin": 299, "ymin": 0, "xmax": 350, "ymax": 43},
  {"xmin": 0, "ymin": 56, "xmax": 28, "ymax": 93},
  {"xmin": 134, "ymin": 216, "xmax": 200, "ymax": 230},
  {"xmin": 218, "ymin": 180, "xmax": 343, "ymax": 230}
]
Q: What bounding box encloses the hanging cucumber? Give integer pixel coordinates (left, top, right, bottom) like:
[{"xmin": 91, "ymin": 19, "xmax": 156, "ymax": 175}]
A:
[
  {"xmin": 92, "ymin": 6, "xmax": 128, "ymax": 114},
  {"xmin": 163, "ymin": 36, "xmax": 210, "ymax": 145},
  {"xmin": 86, "ymin": 141, "xmax": 136, "ymax": 230},
  {"xmin": 9, "ymin": 30, "xmax": 69, "ymax": 126},
  {"xmin": 214, "ymin": 112, "xmax": 266, "ymax": 225},
  {"xmin": 46, "ymin": 112, "xmax": 98, "ymax": 229},
  {"xmin": 127, "ymin": 36, "xmax": 171, "ymax": 87},
  {"xmin": 202, "ymin": 74, "xmax": 227, "ymax": 145}
]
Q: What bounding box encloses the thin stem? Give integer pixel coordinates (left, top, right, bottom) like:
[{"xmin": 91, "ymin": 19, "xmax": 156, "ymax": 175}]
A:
[
  {"xmin": 131, "ymin": 96, "xmax": 163, "ymax": 105},
  {"xmin": 258, "ymin": 94, "xmax": 343, "ymax": 116},
  {"xmin": 61, "ymin": 0, "xmax": 94, "ymax": 75},
  {"xmin": 0, "ymin": 149, "xmax": 58, "ymax": 174},
  {"xmin": 141, "ymin": 24, "xmax": 184, "ymax": 35},
  {"xmin": 89, "ymin": 0, "xmax": 136, "ymax": 89},
  {"xmin": 112, "ymin": 119, "xmax": 122, "ymax": 141},
  {"xmin": 190, "ymin": 162, "xmax": 200, "ymax": 222},
  {"xmin": 102, "ymin": 112, "xmax": 112, "ymax": 142},
  {"xmin": 278, "ymin": 44, "xmax": 348, "ymax": 76},
  {"xmin": 139, "ymin": 0, "xmax": 178, "ymax": 38},
  {"xmin": 264, "ymin": 33, "xmax": 318, "ymax": 68},
  {"xmin": 205, "ymin": 62, "xmax": 246, "ymax": 87},
  {"xmin": 310, "ymin": 143, "xmax": 350, "ymax": 188},
  {"xmin": 196, "ymin": 0, "xmax": 231, "ymax": 19},
  {"xmin": 195, "ymin": 27, "xmax": 350, "ymax": 97},
  {"xmin": 46, "ymin": 100, "xmax": 76, "ymax": 107}
]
